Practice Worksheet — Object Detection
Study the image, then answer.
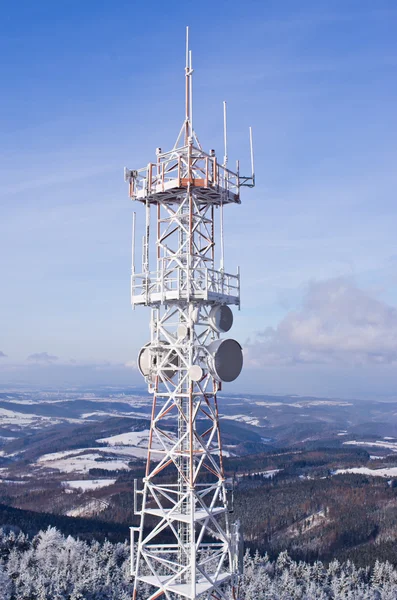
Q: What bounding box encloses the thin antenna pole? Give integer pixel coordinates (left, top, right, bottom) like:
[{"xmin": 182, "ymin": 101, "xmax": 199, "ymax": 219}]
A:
[
  {"xmin": 220, "ymin": 199, "xmax": 225, "ymax": 272},
  {"xmin": 185, "ymin": 26, "xmax": 190, "ymax": 143},
  {"xmin": 249, "ymin": 126, "xmax": 255, "ymax": 183},
  {"xmin": 131, "ymin": 212, "xmax": 136, "ymax": 274},
  {"xmin": 185, "ymin": 26, "xmax": 189, "ymax": 72},
  {"xmin": 145, "ymin": 200, "xmax": 150, "ymax": 275},
  {"xmin": 220, "ymin": 100, "xmax": 227, "ymax": 271},
  {"xmin": 189, "ymin": 50, "xmax": 193, "ymax": 135},
  {"xmin": 223, "ymin": 101, "xmax": 228, "ymax": 167}
]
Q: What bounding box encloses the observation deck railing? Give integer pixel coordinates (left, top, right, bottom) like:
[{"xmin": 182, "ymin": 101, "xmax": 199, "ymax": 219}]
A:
[
  {"xmin": 131, "ymin": 265, "xmax": 240, "ymax": 306},
  {"xmin": 127, "ymin": 145, "xmax": 240, "ymax": 204}
]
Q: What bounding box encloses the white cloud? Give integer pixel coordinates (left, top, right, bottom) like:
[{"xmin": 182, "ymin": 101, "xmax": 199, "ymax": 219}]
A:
[
  {"xmin": 246, "ymin": 278, "xmax": 397, "ymax": 367},
  {"xmin": 27, "ymin": 352, "xmax": 59, "ymax": 363},
  {"xmin": 125, "ymin": 359, "xmax": 137, "ymax": 369}
]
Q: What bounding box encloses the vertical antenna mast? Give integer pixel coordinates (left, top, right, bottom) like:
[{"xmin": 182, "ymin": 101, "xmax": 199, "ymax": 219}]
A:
[
  {"xmin": 131, "ymin": 212, "xmax": 136, "ymax": 275},
  {"xmin": 223, "ymin": 101, "xmax": 228, "ymax": 167},
  {"xmin": 189, "ymin": 50, "xmax": 193, "ymax": 135},
  {"xmin": 185, "ymin": 26, "xmax": 190, "ymax": 143},
  {"xmin": 131, "ymin": 212, "xmax": 136, "ymax": 309},
  {"xmin": 220, "ymin": 101, "xmax": 228, "ymax": 271},
  {"xmin": 249, "ymin": 126, "xmax": 255, "ymax": 184}
]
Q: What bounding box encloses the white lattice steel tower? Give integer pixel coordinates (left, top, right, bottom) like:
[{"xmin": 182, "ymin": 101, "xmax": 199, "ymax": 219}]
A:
[{"xmin": 126, "ymin": 28, "xmax": 254, "ymax": 600}]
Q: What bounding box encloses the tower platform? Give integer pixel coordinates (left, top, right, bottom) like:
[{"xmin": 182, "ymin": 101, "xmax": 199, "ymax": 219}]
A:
[
  {"xmin": 125, "ymin": 145, "xmax": 241, "ymax": 205},
  {"xmin": 131, "ymin": 266, "xmax": 240, "ymax": 306}
]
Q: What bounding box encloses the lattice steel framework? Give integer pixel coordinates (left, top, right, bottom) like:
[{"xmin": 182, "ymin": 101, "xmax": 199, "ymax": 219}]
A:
[{"xmin": 126, "ymin": 28, "xmax": 254, "ymax": 600}]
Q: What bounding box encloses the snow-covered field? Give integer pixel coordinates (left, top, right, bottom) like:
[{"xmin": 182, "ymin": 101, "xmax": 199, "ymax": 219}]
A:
[
  {"xmin": 0, "ymin": 407, "xmax": 90, "ymax": 430},
  {"xmin": 0, "ymin": 408, "xmax": 77, "ymax": 428},
  {"xmin": 255, "ymin": 401, "xmax": 285, "ymax": 407},
  {"xmin": 37, "ymin": 452, "xmax": 130, "ymax": 473},
  {"xmin": 299, "ymin": 401, "xmax": 352, "ymax": 407},
  {"xmin": 63, "ymin": 479, "xmax": 116, "ymax": 491},
  {"xmin": 36, "ymin": 429, "xmax": 170, "ymax": 474},
  {"xmin": 98, "ymin": 430, "xmax": 152, "ymax": 446},
  {"xmin": 34, "ymin": 425, "xmax": 233, "ymax": 474},
  {"xmin": 343, "ymin": 440, "xmax": 397, "ymax": 452},
  {"xmin": 222, "ymin": 415, "xmax": 262, "ymax": 427},
  {"xmin": 237, "ymin": 469, "xmax": 281, "ymax": 479},
  {"xmin": 97, "ymin": 429, "xmax": 171, "ymax": 458},
  {"xmin": 82, "ymin": 410, "xmax": 151, "ymax": 420},
  {"xmin": 254, "ymin": 469, "xmax": 281, "ymax": 478},
  {"xmin": 38, "ymin": 449, "xmax": 85, "ymax": 462},
  {"xmin": 334, "ymin": 467, "xmax": 397, "ymax": 478},
  {"xmin": 254, "ymin": 400, "xmax": 352, "ymax": 409}
]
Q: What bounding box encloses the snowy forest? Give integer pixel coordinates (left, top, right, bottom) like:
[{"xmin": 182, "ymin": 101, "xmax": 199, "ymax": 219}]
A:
[{"xmin": 0, "ymin": 527, "xmax": 397, "ymax": 599}]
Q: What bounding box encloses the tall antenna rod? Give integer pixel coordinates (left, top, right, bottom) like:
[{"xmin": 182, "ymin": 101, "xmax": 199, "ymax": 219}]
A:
[
  {"xmin": 189, "ymin": 50, "xmax": 193, "ymax": 135},
  {"xmin": 185, "ymin": 26, "xmax": 190, "ymax": 143},
  {"xmin": 174, "ymin": 27, "xmax": 200, "ymax": 150},
  {"xmin": 223, "ymin": 101, "xmax": 228, "ymax": 167},
  {"xmin": 131, "ymin": 212, "xmax": 136, "ymax": 310},
  {"xmin": 249, "ymin": 126, "xmax": 255, "ymax": 184},
  {"xmin": 220, "ymin": 100, "xmax": 228, "ymax": 271},
  {"xmin": 131, "ymin": 212, "xmax": 136, "ymax": 274},
  {"xmin": 220, "ymin": 200, "xmax": 225, "ymax": 272}
]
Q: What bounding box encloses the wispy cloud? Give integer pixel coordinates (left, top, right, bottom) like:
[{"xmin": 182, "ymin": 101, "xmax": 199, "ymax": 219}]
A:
[
  {"xmin": 0, "ymin": 163, "xmax": 118, "ymax": 197},
  {"xmin": 246, "ymin": 278, "xmax": 397, "ymax": 367},
  {"xmin": 0, "ymin": 359, "xmax": 141, "ymax": 388},
  {"xmin": 27, "ymin": 352, "xmax": 59, "ymax": 363},
  {"xmin": 125, "ymin": 359, "xmax": 137, "ymax": 369},
  {"xmin": 0, "ymin": 351, "xmax": 7, "ymax": 358}
]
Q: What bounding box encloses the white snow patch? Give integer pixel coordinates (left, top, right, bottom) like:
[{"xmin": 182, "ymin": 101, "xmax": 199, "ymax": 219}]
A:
[
  {"xmin": 63, "ymin": 479, "xmax": 116, "ymax": 491},
  {"xmin": 344, "ymin": 440, "xmax": 397, "ymax": 452},
  {"xmin": 97, "ymin": 429, "xmax": 176, "ymax": 457},
  {"xmin": 255, "ymin": 402, "xmax": 285, "ymax": 407},
  {"xmin": 38, "ymin": 449, "xmax": 86, "ymax": 463},
  {"xmin": 334, "ymin": 467, "xmax": 397, "ymax": 478},
  {"xmin": 222, "ymin": 415, "xmax": 261, "ymax": 427},
  {"xmin": 297, "ymin": 401, "xmax": 352, "ymax": 407},
  {"xmin": 237, "ymin": 469, "xmax": 281, "ymax": 479},
  {"xmin": 98, "ymin": 430, "xmax": 152, "ymax": 446},
  {"xmin": 82, "ymin": 410, "xmax": 151, "ymax": 419},
  {"xmin": 38, "ymin": 452, "xmax": 130, "ymax": 473},
  {"xmin": 66, "ymin": 498, "xmax": 109, "ymax": 517},
  {"xmin": 254, "ymin": 400, "xmax": 351, "ymax": 409}
]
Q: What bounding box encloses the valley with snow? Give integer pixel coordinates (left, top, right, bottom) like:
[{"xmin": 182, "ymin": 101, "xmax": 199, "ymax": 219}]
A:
[{"xmin": 1, "ymin": 387, "xmax": 397, "ymax": 563}]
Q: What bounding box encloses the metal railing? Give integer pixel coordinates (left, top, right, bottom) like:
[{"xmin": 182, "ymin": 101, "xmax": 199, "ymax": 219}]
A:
[
  {"xmin": 131, "ymin": 266, "xmax": 240, "ymax": 304},
  {"xmin": 128, "ymin": 145, "xmax": 239, "ymax": 200}
]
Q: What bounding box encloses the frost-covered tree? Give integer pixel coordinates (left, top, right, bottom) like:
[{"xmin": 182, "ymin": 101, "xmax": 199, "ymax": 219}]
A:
[{"xmin": 0, "ymin": 527, "xmax": 396, "ymax": 598}]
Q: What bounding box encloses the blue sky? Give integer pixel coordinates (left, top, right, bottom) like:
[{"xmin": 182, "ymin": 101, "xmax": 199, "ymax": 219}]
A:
[{"xmin": 1, "ymin": 0, "xmax": 397, "ymax": 397}]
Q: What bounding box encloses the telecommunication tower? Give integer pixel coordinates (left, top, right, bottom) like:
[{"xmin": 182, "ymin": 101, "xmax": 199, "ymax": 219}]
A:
[{"xmin": 125, "ymin": 28, "xmax": 255, "ymax": 600}]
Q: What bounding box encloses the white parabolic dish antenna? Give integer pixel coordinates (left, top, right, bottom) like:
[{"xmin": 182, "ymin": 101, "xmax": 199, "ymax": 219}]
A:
[
  {"xmin": 206, "ymin": 338, "xmax": 243, "ymax": 382},
  {"xmin": 209, "ymin": 304, "xmax": 233, "ymax": 333},
  {"xmin": 138, "ymin": 343, "xmax": 178, "ymax": 382}
]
